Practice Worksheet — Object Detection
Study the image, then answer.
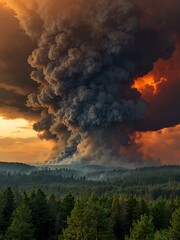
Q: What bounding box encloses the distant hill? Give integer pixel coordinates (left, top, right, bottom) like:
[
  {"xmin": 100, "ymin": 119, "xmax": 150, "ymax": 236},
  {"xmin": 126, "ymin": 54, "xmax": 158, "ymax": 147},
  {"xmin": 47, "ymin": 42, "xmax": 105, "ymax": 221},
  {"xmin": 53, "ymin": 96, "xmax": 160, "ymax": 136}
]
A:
[
  {"xmin": 0, "ymin": 164, "xmax": 179, "ymax": 198},
  {"xmin": 0, "ymin": 162, "xmax": 179, "ymax": 182},
  {"xmin": 42, "ymin": 164, "xmax": 124, "ymax": 172},
  {"xmin": 0, "ymin": 162, "xmax": 36, "ymax": 174}
]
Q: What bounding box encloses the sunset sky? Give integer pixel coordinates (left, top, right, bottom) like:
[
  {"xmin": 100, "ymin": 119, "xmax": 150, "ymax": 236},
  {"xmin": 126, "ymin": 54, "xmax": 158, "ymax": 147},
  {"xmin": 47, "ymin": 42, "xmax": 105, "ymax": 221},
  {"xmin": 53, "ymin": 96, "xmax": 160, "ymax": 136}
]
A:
[
  {"xmin": 0, "ymin": 0, "xmax": 179, "ymax": 166},
  {"xmin": 0, "ymin": 1, "xmax": 53, "ymax": 163},
  {"xmin": 0, "ymin": 117, "xmax": 53, "ymax": 163}
]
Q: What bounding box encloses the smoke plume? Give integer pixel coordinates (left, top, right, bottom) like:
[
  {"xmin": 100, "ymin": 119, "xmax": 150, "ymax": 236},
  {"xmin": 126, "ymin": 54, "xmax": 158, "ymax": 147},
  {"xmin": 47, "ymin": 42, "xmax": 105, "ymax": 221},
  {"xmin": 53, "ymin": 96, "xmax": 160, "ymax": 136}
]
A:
[
  {"xmin": 3, "ymin": 0, "xmax": 179, "ymax": 166},
  {"xmin": 0, "ymin": 2, "xmax": 39, "ymax": 120}
]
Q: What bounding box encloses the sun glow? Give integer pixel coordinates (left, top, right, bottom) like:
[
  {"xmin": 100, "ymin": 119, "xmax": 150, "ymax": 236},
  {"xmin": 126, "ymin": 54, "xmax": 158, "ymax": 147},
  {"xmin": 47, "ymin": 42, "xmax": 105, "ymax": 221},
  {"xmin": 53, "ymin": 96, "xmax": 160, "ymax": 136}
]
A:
[
  {"xmin": 0, "ymin": 116, "xmax": 36, "ymax": 138},
  {"xmin": 0, "ymin": 116, "xmax": 54, "ymax": 163}
]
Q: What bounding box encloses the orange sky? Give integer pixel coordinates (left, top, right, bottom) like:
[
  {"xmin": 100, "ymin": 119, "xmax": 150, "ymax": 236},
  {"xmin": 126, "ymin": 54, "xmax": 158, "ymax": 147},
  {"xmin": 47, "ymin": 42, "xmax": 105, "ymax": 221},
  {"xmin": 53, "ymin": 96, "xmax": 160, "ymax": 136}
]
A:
[
  {"xmin": 0, "ymin": 2, "xmax": 53, "ymax": 164},
  {"xmin": 0, "ymin": 114, "xmax": 179, "ymax": 165},
  {"xmin": 0, "ymin": 116, "xmax": 54, "ymax": 163},
  {"xmin": 135, "ymin": 125, "xmax": 180, "ymax": 165}
]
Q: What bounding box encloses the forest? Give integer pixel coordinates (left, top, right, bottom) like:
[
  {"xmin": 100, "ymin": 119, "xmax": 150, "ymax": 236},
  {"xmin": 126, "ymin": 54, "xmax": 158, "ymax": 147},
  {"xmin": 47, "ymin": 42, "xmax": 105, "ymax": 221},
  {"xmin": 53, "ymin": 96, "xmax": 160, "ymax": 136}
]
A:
[
  {"xmin": 0, "ymin": 187, "xmax": 179, "ymax": 240},
  {"xmin": 0, "ymin": 165, "xmax": 179, "ymax": 239},
  {"xmin": 0, "ymin": 163, "xmax": 180, "ymax": 240}
]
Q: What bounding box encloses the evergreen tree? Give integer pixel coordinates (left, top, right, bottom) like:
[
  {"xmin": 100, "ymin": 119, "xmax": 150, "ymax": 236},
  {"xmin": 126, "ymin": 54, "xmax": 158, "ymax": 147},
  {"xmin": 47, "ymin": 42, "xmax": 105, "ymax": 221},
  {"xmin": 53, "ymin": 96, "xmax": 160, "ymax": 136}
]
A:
[
  {"xmin": 168, "ymin": 207, "xmax": 180, "ymax": 240},
  {"xmin": 61, "ymin": 193, "xmax": 75, "ymax": 231},
  {"xmin": 111, "ymin": 195, "xmax": 128, "ymax": 239},
  {"xmin": 55, "ymin": 200, "xmax": 65, "ymax": 236},
  {"xmin": 62, "ymin": 193, "xmax": 75, "ymax": 216},
  {"xmin": 61, "ymin": 194, "xmax": 115, "ymax": 240},
  {"xmin": 48, "ymin": 194, "xmax": 59, "ymax": 237},
  {"xmin": 60, "ymin": 198, "xmax": 87, "ymax": 240},
  {"xmin": 0, "ymin": 187, "xmax": 15, "ymax": 234},
  {"xmin": 154, "ymin": 231, "xmax": 168, "ymax": 240},
  {"xmin": 6, "ymin": 204, "xmax": 35, "ymax": 240},
  {"xmin": 127, "ymin": 196, "xmax": 138, "ymax": 228},
  {"xmin": 137, "ymin": 198, "xmax": 150, "ymax": 217},
  {"xmin": 21, "ymin": 191, "xmax": 30, "ymax": 206},
  {"xmin": 84, "ymin": 194, "xmax": 115, "ymax": 240},
  {"xmin": 151, "ymin": 200, "xmax": 171, "ymax": 230},
  {"xmin": 125, "ymin": 215, "xmax": 154, "ymax": 240},
  {"xmin": 29, "ymin": 189, "xmax": 49, "ymax": 240}
]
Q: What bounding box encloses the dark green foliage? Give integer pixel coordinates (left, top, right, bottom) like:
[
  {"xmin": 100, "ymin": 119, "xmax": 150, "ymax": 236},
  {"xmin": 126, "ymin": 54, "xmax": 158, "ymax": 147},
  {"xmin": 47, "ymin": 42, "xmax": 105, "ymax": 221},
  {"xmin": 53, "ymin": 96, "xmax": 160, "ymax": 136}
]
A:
[
  {"xmin": 48, "ymin": 194, "xmax": 60, "ymax": 237},
  {"xmin": 111, "ymin": 195, "xmax": 129, "ymax": 239},
  {"xmin": 62, "ymin": 193, "xmax": 75, "ymax": 229},
  {"xmin": 84, "ymin": 194, "xmax": 115, "ymax": 240},
  {"xmin": 0, "ymin": 166, "xmax": 179, "ymax": 199},
  {"xmin": 137, "ymin": 198, "xmax": 150, "ymax": 217},
  {"xmin": 0, "ymin": 234, "xmax": 4, "ymax": 240},
  {"xmin": 60, "ymin": 198, "xmax": 86, "ymax": 240},
  {"xmin": 154, "ymin": 231, "xmax": 168, "ymax": 240},
  {"xmin": 168, "ymin": 207, "xmax": 180, "ymax": 240},
  {"xmin": 0, "ymin": 165, "xmax": 179, "ymax": 240},
  {"xmin": 125, "ymin": 215, "xmax": 154, "ymax": 240},
  {"xmin": 151, "ymin": 200, "xmax": 172, "ymax": 230},
  {"xmin": 6, "ymin": 204, "xmax": 35, "ymax": 240},
  {"xmin": 0, "ymin": 187, "xmax": 15, "ymax": 234},
  {"xmin": 28, "ymin": 189, "xmax": 49, "ymax": 240},
  {"xmin": 127, "ymin": 196, "xmax": 138, "ymax": 228},
  {"xmin": 61, "ymin": 194, "xmax": 115, "ymax": 240}
]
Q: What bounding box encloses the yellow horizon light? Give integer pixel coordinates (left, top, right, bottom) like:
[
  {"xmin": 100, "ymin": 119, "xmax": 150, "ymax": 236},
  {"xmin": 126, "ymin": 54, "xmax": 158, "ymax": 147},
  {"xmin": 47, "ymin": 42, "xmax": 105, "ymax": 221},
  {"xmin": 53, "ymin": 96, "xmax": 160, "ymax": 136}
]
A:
[{"xmin": 0, "ymin": 116, "xmax": 36, "ymax": 138}]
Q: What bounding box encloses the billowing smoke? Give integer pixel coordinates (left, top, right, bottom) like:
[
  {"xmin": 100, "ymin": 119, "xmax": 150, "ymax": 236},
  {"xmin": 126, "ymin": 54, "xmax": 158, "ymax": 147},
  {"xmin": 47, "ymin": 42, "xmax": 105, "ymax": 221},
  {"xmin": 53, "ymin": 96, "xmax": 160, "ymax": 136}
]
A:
[
  {"xmin": 0, "ymin": 2, "xmax": 38, "ymax": 120},
  {"xmin": 4, "ymin": 0, "xmax": 179, "ymax": 166}
]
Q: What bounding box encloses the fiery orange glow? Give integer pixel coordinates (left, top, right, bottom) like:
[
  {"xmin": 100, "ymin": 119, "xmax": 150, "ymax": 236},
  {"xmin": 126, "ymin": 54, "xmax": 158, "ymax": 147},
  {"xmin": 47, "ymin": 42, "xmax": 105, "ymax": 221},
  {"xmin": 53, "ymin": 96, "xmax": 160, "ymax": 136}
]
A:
[
  {"xmin": 135, "ymin": 124, "xmax": 180, "ymax": 165},
  {"xmin": 132, "ymin": 73, "xmax": 167, "ymax": 95}
]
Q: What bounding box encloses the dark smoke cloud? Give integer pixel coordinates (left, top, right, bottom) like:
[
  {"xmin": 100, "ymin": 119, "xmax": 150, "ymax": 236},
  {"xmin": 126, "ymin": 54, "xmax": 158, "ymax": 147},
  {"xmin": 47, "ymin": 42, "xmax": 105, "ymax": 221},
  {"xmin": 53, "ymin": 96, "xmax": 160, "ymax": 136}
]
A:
[
  {"xmin": 130, "ymin": 0, "xmax": 180, "ymax": 132},
  {"xmin": 135, "ymin": 41, "xmax": 180, "ymax": 132},
  {"xmin": 2, "ymin": 0, "xmax": 180, "ymax": 166},
  {"xmin": 0, "ymin": 3, "xmax": 38, "ymax": 120},
  {"xmin": 133, "ymin": 0, "xmax": 180, "ymax": 33}
]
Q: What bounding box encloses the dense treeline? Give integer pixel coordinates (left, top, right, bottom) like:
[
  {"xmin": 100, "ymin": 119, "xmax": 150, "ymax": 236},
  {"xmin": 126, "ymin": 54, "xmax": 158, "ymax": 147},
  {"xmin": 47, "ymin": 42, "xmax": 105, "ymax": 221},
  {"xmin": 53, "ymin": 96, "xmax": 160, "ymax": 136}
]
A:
[
  {"xmin": 0, "ymin": 187, "xmax": 179, "ymax": 240},
  {"xmin": 0, "ymin": 188, "xmax": 75, "ymax": 240},
  {"xmin": 0, "ymin": 162, "xmax": 36, "ymax": 175},
  {"xmin": 0, "ymin": 166, "xmax": 179, "ymax": 199}
]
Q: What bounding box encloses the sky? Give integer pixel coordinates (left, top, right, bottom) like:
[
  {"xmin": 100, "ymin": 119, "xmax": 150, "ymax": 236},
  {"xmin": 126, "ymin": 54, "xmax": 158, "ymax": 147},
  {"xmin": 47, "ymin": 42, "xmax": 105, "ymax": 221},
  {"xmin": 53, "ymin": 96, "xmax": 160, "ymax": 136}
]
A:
[
  {"xmin": 0, "ymin": 117, "xmax": 53, "ymax": 163},
  {"xmin": 0, "ymin": 1, "xmax": 53, "ymax": 164},
  {"xmin": 0, "ymin": 0, "xmax": 179, "ymax": 166}
]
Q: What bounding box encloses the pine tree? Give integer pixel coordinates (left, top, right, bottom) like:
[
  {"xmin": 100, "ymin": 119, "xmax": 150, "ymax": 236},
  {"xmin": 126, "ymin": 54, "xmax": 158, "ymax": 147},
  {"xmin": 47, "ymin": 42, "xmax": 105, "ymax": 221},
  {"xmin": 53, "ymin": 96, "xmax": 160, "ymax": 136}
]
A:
[
  {"xmin": 60, "ymin": 198, "xmax": 87, "ymax": 240},
  {"xmin": 127, "ymin": 196, "xmax": 138, "ymax": 228},
  {"xmin": 137, "ymin": 198, "xmax": 150, "ymax": 217},
  {"xmin": 84, "ymin": 194, "xmax": 115, "ymax": 240},
  {"xmin": 154, "ymin": 231, "xmax": 168, "ymax": 240},
  {"xmin": 0, "ymin": 187, "xmax": 15, "ymax": 234},
  {"xmin": 61, "ymin": 194, "xmax": 115, "ymax": 240},
  {"xmin": 111, "ymin": 195, "xmax": 129, "ymax": 239},
  {"xmin": 6, "ymin": 204, "xmax": 35, "ymax": 240},
  {"xmin": 125, "ymin": 215, "xmax": 155, "ymax": 240},
  {"xmin": 48, "ymin": 194, "xmax": 59, "ymax": 237},
  {"xmin": 62, "ymin": 193, "xmax": 75, "ymax": 229},
  {"xmin": 151, "ymin": 200, "xmax": 171, "ymax": 230},
  {"xmin": 168, "ymin": 207, "xmax": 180, "ymax": 240},
  {"xmin": 29, "ymin": 189, "xmax": 49, "ymax": 240}
]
